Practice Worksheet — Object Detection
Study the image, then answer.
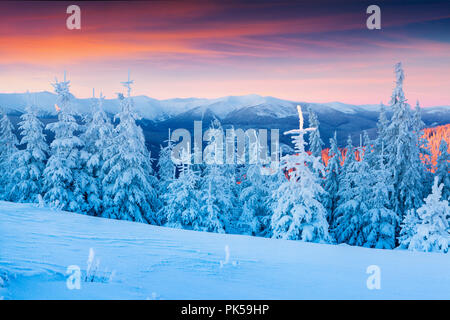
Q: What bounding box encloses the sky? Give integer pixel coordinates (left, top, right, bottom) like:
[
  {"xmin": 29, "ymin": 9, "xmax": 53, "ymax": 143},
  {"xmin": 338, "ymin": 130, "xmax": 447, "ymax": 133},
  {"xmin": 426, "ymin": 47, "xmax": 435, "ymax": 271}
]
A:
[{"xmin": 0, "ymin": 0, "xmax": 449, "ymax": 106}]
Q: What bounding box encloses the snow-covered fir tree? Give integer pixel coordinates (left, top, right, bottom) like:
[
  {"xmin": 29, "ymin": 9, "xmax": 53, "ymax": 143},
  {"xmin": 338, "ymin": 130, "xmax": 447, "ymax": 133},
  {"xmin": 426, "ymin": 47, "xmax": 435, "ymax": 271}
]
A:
[
  {"xmin": 435, "ymin": 139, "xmax": 449, "ymax": 201},
  {"xmin": 271, "ymin": 105, "xmax": 330, "ymax": 242},
  {"xmin": 332, "ymin": 135, "xmax": 368, "ymax": 246},
  {"xmin": 307, "ymin": 107, "xmax": 324, "ymax": 158},
  {"xmin": 385, "ymin": 63, "xmax": 425, "ymax": 221},
  {"xmin": 324, "ymin": 131, "xmax": 341, "ymax": 225},
  {"xmin": 10, "ymin": 94, "xmax": 49, "ymax": 203},
  {"xmin": 164, "ymin": 146, "xmax": 202, "ymax": 230},
  {"xmin": 43, "ymin": 73, "xmax": 87, "ymax": 211},
  {"xmin": 0, "ymin": 109, "xmax": 19, "ymax": 199},
  {"xmin": 101, "ymin": 73, "xmax": 159, "ymax": 223},
  {"xmin": 79, "ymin": 90, "xmax": 114, "ymax": 215},
  {"xmin": 407, "ymin": 177, "xmax": 449, "ymax": 253},
  {"xmin": 199, "ymin": 119, "xmax": 235, "ymax": 233},
  {"xmin": 361, "ymin": 144, "xmax": 398, "ymax": 249}
]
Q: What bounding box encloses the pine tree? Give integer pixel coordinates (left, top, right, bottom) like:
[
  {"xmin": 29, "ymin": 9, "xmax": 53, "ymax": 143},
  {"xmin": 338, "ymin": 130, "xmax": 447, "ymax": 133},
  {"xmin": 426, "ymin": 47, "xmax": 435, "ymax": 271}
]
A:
[
  {"xmin": 332, "ymin": 135, "xmax": 368, "ymax": 246},
  {"xmin": 101, "ymin": 73, "xmax": 159, "ymax": 223},
  {"xmin": 164, "ymin": 147, "xmax": 202, "ymax": 230},
  {"xmin": 271, "ymin": 106, "xmax": 330, "ymax": 242},
  {"xmin": 407, "ymin": 177, "xmax": 449, "ymax": 253},
  {"xmin": 361, "ymin": 145, "xmax": 398, "ymax": 249},
  {"xmin": 385, "ymin": 63, "xmax": 425, "ymax": 222},
  {"xmin": 80, "ymin": 91, "xmax": 114, "ymax": 215},
  {"xmin": 435, "ymin": 139, "xmax": 449, "ymax": 201},
  {"xmin": 307, "ymin": 107, "xmax": 324, "ymax": 158},
  {"xmin": 0, "ymin": 109, "xmax": 19, "ymax": 199},
  {"xmin": 43, "ymin": 73, "xmax": 86, "ymax": 211},
  {"xmin": 324, "ymin": 132, "xmax": 340, "ymax": 225},
  {"xmin": 10, "ymin": 95, "xmax": 49, "ymax": 203}
]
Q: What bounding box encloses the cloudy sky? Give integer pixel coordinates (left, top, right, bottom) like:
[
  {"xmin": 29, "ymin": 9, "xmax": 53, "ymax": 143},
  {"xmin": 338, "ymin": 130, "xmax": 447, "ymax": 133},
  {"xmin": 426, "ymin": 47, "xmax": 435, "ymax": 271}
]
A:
[{"xmin": 0, "ymin": 0, "xmax": 449, "ymax": 106}]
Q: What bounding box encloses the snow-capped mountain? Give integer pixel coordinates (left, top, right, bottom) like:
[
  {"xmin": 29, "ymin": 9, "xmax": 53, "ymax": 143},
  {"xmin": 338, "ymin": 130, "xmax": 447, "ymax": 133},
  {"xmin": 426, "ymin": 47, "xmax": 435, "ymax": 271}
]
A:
[
  {"xmin": 1, "ymin": 92, "xmax": 449, "ymax": 150},
  {"xmin": 0, "ymin": 91, "xmax": 414, "ymax": 120}
]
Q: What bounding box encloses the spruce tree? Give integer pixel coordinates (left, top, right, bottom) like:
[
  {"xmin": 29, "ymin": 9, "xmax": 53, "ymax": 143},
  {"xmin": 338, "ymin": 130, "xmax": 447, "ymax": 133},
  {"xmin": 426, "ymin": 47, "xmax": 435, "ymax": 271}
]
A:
[
  {"xmin": 43, "ymin": 73, "xmax": 86, "ymax": 211},
  {"xmin": 307, "ymin": 107, "xmax": 324, "ymax": 158},
  {"xmin": 407, "ymin": 177, "xmax": 449, "ymax": 253},
  {"xmin": 80, "ymin": 91, "xmax": 113, "ymax": 215},
  {"xmin": 324, "ymin": 132, "xmax": 341, "ymax": 225},
  {"xmin": 0, "ymin": 110, "xmax": 18, "ymax": 199},
  {"xmin": 271, "ymin": 106, "xmax": 330, "ymax": 242},
  {"xmin": 10, "ymin": 95, "xmax": 49, "ymax": 203},
  {"xmin": 435, "ymin": 139, "xmax": 449, "ymax": 201},
  {"xmin": 385, "ymin": 63, "xmax": 425, "ymax": 222},
  {"xmin": 101, "ymin": 73, "xmax": 159, "ymax": 223},
  {"xmin": 332, "ymin": 135, "xmax": 367, "ymax": 246}
]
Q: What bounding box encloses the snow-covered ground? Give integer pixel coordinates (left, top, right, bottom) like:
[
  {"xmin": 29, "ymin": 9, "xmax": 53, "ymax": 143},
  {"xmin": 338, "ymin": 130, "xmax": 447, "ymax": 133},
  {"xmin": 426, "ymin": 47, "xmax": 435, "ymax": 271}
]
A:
[{"xmin": 0, "ymin": 201, "xmax": 449, "ymax": 300}]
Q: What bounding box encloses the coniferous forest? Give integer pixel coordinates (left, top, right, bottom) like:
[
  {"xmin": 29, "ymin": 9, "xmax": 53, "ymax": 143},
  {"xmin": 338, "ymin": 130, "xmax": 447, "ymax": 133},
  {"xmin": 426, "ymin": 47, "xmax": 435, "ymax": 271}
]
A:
[{"xmin": 0, "ymin": 63, "xmax": 448, "ymax": 254}]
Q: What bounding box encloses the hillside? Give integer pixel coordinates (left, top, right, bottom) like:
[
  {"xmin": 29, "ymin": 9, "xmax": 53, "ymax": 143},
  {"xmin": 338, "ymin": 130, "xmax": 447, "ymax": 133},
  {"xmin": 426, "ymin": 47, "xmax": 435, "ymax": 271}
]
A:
[{"xmin": 0, "ymin": 201, "xmax": 449, "ymax": 299}]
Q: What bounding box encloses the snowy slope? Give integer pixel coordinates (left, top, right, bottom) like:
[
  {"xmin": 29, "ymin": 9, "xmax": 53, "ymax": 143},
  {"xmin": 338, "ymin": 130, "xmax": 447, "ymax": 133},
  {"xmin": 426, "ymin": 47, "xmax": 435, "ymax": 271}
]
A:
[{"xmin": 0, "ymin": 201, "xmax": 449, "ymax": 300}]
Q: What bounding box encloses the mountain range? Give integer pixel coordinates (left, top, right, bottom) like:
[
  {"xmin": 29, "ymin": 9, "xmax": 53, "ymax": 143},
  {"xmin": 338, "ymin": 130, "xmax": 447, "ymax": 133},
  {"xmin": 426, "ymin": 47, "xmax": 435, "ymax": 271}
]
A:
[{"xmin": 1, "ymin": 92, "xmax": 449, "ymax": 157}]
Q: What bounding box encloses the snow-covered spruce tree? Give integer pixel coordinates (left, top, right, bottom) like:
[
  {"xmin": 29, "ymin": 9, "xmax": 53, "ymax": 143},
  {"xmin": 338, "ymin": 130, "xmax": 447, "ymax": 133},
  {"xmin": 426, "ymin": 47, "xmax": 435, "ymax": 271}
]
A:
[
  {"xmin": 0, "ymin": 109, "xmax": 19, "ymax": 199},
  {"xmin": 198, "ymin": 119, "xmax": 235, "ymax": 233},
  {"xmin": 101, "ymin": 74, "xmax": 159, "ymax": 223},
  {"xmin": 238, "ymin": 131, "xmax": 274, "ymax": 236},
  {"xmin": 156, "ymin": 131, "xmax": 175, "ymax": 225},
  {"xmin": 435, "ymin": 139, "xmax": 449, "ymax": 201},
  {"xmin": 332, "ymin": 135, "xmax": 368, "ymax": 246},
  {"xmin": 407, "ymin": 177, "xmax": 449, "ymax": 253},
  {"xmin": 79, "ymin": 91, "xmax": 114, "ymax": 215},
  {"xmin": 164, "ymin": 147, "xmax": 202, "ymax": 230},
  {"xmin": 361, "ymin": 145, "xmax": 398, "ymax": 249},
  {"xmin": 270, "ymin": 105, "xmax": 330, "ymax": 242},
  {"xmin": 398, "ymin": 208, "xmax": 420, "ymax": 249},
  {"xmin": 324, "ymin": 131, "xmax": 341, "ymax": 225},
  {"xmin": 374, "ymin": 102, "xmax": 388, "ymax": 157},
  {"xmin": 43, "ymin": 74, "xmax": 87, "ymax": 211},
  {"xmin": 412, "ymin": 101, "xmax": 433, "ymax": 192},
  {"xmin": 157, "ymin": 130, "xmax": 175, "ymax": 195},
  {"xmin": 307, "ymin": 107, "xmax": 324, "ymax": 158},
  {"xmin": 385, "ymin": 63, "xmax": 425, "ymax": 222},
  {"xmin": 9, "ymin": 95, "xmax": 49, "ymax": 203}
]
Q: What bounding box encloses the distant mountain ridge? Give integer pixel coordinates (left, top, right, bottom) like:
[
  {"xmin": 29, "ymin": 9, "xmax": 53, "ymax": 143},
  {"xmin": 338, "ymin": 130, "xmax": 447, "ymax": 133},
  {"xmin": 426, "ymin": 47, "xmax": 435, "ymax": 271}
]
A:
[
  {"xmin": 1, "ymin": 92, "xmax": 449, "ymax": 154},
  {"xmin": 2, "ymin": 91, "xmax": 448, "ymax": 120}
]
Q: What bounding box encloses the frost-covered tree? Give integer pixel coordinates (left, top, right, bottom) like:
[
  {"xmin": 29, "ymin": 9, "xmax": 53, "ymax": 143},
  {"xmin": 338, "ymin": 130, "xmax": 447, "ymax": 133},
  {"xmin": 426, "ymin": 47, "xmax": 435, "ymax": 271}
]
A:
[
  {"xmin": 157, "ymin": 130, "xmax": 175, "ymax": 193},
  {"xmin": 324, "ymin": 132, "xmax": 341, "ymax": 225},
  {"xmin": 164, "ymin": 147, "xmax": 202, "ymax": 230},
  {"xmin": 10, "ymin": 95, "xmax": 49, "ymax": 203},
  {"xmin": 0, "ymin": 109, "xmax": 19, "ymax": 199},
  {"xmin": 198, "ymin": 120, "xmax": 235, "ymax": 233},
  {"xmin": 271, "ymin": 105, "xmax": 330, "ymax": 242},
  {"xmin": 307, "ymin": 107, "xmax": 324, "ymax": 158},
  {"xmin": 407, "ymin": 177, "xmax": 449, "ymax": 253},
  {"xmin": 435, "ymin": 139, "xmax": 449, "ymax": 201},
  {"xmin": 238, "ymin": 133, "xmax": 275, "ymax": 236},
  {"xmin": 43, "ymin": 73, "xmax": 86, "ymax": 211},
  {"xmin": 80, "ymin": 91, "xmax": 114, "ymax": 215},
  {"xmin": 385, "ymin": 63, "xmax": 425, "ymax": 221},
  {"xmin": 361, "ymin": 145, "xmax": 398, "ymax": 249},
  {"xmin": 398, "ymin": 209, "xmax": 420, "ymax": 249},
  {"xmin": 332, "ymin": 135, "xmax": 368, "ymax": 246},
  {"xmin": 101, "ymin": 73, "xmax": 159, "ymax": 223}
]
